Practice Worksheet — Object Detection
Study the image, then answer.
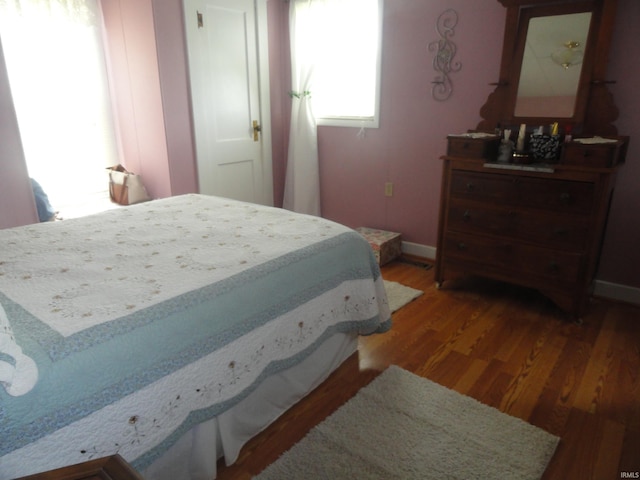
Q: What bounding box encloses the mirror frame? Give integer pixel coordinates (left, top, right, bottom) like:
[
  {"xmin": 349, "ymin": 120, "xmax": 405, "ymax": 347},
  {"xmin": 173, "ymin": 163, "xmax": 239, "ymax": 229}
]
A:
[
  {"xmin": 512, "ymin": 4, "xmax": 594, "ymax": 121},
  {"xmin": 478, "ymin": 0, "xmax": 619, "ymax": 135}
]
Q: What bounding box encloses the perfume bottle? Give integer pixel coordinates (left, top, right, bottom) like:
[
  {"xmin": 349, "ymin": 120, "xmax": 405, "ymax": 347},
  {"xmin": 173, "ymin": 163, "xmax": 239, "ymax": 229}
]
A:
[
  {"xmin": 564, "ymin": 123, "xmax": 573, "ymax": 143},
  {"xmin": 497, "ymin": 129, "xmax": 513, "ymax": 163},
  {"xmin": 516, "ymin": 123, "xmax": 526, "ymax": 152}
]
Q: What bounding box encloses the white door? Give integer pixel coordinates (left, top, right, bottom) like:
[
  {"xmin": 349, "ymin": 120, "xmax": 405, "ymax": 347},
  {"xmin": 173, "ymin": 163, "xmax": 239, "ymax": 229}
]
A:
[{"xmin": 184, "ymin": 0, "xmax": 273, "ymax": 205}]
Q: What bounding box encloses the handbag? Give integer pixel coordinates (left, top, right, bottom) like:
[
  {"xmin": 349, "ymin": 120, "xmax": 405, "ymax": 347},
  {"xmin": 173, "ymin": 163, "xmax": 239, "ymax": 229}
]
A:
[{"xmin": 107, "ymin": 165, "xmax": 151, "ymax": 205}]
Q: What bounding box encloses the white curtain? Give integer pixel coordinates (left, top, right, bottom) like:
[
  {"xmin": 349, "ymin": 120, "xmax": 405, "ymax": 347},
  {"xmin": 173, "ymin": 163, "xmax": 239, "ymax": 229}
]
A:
[
  {"xmin": 283, "ymin": 0, "xmax": 327, "ymax": 217},
  {"xmin": 0, "ymin": 0, "xmax": 118, "ymax": 212}
]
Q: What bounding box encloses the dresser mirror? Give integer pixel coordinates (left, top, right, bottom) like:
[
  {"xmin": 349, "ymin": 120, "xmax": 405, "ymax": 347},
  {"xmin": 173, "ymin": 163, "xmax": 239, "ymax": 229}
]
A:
[
  {"xmin": 479, "ymin": 0, "xmax": 619, "ymax": 135},
  {"xmin": 514, "ymin": 9, "xmax": 592, "ymax": 118}
]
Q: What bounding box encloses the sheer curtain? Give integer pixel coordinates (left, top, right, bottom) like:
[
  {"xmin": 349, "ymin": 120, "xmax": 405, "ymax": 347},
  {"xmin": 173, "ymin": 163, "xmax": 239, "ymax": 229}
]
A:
[
  {"xmin": 0, "ymin": 0, "xmax": 118, "ymax": 216},
  {"xmin": 283, "ymin": 0, "xmax": 328, "ymax": 217}
]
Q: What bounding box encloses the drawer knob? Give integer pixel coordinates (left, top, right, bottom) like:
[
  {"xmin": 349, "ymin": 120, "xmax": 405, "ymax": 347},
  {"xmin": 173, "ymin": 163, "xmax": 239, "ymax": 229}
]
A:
[
  {"xmin": 465, "ymin": 183, "xmax": 475, "ymax": 192},
  {"xmin": 457, "ymin": 242, "xmax": 467, "ymax": 250},
  {"xmin": 560, "ymin": 193, "xmax": 571, "ymax": 203},
  {"xmin": 463, "ymin": 210, "xmax": 471, "ymax": 220},
  {"xmin": 549, "ymin": 261, "xmax": 559, "ymax": 272}
]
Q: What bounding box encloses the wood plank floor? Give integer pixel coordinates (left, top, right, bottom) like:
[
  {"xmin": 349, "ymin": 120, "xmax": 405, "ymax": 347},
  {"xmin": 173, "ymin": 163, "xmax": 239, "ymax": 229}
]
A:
[{"xmin": 216, "ymin": 257, "xmax": 640, "ymax": 480}]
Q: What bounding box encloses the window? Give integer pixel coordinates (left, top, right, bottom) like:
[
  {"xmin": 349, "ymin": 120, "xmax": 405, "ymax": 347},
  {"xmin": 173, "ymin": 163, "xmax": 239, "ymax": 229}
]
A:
[
  {"xmin": 0, "ymin": 0, "xmax": 118, "ymax": 218},
  {"xmin": 293, "ymin": 0, "xmax": 384, "ymax": 128}
]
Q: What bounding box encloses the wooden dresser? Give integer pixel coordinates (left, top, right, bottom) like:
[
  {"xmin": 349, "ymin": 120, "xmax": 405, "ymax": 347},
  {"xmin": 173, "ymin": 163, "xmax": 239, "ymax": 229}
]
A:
[
  {"xmin": 434, "ymin": 153, "xmax": 624, "ymax": 320},
  {"xmin": 444, "ymin": 0, "xmax": 630, "ymax": 320}
]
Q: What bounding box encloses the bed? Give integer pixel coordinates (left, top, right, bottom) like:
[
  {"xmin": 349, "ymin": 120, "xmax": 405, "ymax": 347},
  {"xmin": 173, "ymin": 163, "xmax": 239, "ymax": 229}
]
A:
[{"xmin": 0, "ymin": 194, "xmax": 391, "ymax": 479}]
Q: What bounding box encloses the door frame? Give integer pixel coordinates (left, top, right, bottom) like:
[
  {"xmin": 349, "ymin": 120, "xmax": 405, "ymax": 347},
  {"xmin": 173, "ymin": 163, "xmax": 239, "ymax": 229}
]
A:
[{"xmin": 182, "ymin": 0, "xmax": 274, "ymax": 206}]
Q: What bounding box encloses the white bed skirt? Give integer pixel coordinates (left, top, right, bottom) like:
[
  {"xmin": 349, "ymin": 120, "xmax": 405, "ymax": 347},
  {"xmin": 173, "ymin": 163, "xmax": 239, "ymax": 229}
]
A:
[{"xmin": 142, "ymin": 332, "xmax": 358, "ymax": 480}]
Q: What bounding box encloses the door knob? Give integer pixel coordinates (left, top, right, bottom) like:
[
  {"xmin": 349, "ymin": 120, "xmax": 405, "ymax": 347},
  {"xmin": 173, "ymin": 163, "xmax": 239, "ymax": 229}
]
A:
[{"xmin": 253, "ymin": 120, "xmax": 261, "ymax": 141}]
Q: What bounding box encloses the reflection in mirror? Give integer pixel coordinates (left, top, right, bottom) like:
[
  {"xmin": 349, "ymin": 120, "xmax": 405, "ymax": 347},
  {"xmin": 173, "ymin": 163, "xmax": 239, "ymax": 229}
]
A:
[{"xmin": 515, "ymin": 12, "xmax": 592, "ymax": 118}]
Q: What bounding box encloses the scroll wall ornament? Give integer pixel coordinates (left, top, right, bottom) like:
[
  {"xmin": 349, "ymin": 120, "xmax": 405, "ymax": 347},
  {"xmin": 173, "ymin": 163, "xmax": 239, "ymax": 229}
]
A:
[{"xmin": 428, "ymin": 9, "xmax": 461, "ymax": 101}]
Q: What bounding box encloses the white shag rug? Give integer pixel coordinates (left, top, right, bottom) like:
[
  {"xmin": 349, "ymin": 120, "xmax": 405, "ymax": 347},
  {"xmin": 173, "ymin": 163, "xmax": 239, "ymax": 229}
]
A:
[
  {"xmin": 254, "ymin": 366, "xmax": 559, "ymax": 480},
  {"xmin": 383, "ymin": 280, "xmax": 423, "ymax": 313}
]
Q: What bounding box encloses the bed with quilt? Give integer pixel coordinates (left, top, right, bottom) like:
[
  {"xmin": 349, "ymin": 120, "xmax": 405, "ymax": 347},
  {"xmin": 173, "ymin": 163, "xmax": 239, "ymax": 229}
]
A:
[{"xmin": 0, "ymin": 194, "xmax": 391, "ymax": 479}]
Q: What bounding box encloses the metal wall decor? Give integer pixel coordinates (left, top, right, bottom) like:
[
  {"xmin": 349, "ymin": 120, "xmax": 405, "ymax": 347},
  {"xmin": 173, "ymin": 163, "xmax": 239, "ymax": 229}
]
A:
[{"xmin": 428, "ymin": 9, "xmax": 461, "ymax": 101}]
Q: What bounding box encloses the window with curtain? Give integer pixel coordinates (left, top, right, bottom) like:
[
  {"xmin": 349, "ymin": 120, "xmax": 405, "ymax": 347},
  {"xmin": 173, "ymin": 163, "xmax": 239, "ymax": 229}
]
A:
[
  {"xmin": 294, "ymin": 0, "xmax": 383, "ymax": 128},
  {"xmin": 0, "ymin": 0, "xmax": 118, "ymax": 217}
]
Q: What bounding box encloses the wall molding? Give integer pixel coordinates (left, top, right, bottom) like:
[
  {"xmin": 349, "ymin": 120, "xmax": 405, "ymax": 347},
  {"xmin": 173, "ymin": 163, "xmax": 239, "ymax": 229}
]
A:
[
  {"xmin": 402, "ymin": 242, "xmax": 640, "ymax": 307},
  {"xmin": 401, "ymin": 241, "xmax": 436, "ymax": 261},
  {"xmin": 593, "ymin": 280, "xmax": 640, "ymax": 306}
]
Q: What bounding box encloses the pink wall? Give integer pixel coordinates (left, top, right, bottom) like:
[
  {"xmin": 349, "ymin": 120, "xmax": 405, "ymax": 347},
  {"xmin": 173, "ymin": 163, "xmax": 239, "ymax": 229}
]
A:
[
  {"xmin": 151, "ymin": 0, "xmax": 199, "ymax": 196},
  {"xmin": 101, "ymin": 0, "xmax": 197, "ymax": 200},
  {"xmin": 101, "ymin": 0, "xmax": 171, "ymax": 199},
  {"xmin": 0, "ymin": 37, "xmax": 38, "ymax": 228},
  {"xmin": 266, "ymin": 0, "xmax": 291, "ymax": 207},
  {"xmin": 596, "ymin": 0, "xmax": 640, "ymax": 287},
  {"xmin": 316, "ymin": 0, "xmax": 505, "ymax": 247}
]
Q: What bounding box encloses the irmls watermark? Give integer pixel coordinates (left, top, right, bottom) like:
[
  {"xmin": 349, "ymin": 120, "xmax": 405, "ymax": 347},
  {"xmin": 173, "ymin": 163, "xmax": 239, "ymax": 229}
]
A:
[{"xmin": 621, "ymin": 473, "xmax": 640, "ymax": 479}]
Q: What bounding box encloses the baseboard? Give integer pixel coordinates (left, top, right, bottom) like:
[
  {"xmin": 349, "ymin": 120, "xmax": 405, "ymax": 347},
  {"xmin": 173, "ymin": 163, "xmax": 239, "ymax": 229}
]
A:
[
  {"xmin": 401, "ymin": 242, "xmax": 640, "ymax": 307},
  {"xmin": 401, "ymin": 241, "xmax": 436, "ymax": 262},
  {"xmin": 593, "ymin": 280, "xmax": 640, "ymax": 306}
]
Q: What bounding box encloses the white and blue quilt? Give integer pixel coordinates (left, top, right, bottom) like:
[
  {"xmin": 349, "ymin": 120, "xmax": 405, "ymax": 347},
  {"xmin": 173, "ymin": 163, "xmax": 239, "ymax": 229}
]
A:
[{"xmin": 0, "ymin": 194, "xmax": 391, "ymax": 478}]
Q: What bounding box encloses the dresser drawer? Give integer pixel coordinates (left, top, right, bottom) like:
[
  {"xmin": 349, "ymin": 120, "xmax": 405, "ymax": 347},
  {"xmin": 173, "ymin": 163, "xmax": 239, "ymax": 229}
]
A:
[
  {"xmin": 447, "ymin": 135, "xmax": 499, "ymax": 159},
  {"xmin": 443, "ymin": 232, "xmax": 582, "ymax": 286},
  {"xmin": 562, "ymin": 137, "xmax": 627, "ymax": 168},
  {"xmin": 447, "ymin": 200, "xmax": 590, "ymax": 250},
  {"xmin": 437, "ymin": 150, "xmax": 620, "ymax": 318},
  {"xmin": 450, "ymin": 171, "xmax": 595, "ymax": 214}
]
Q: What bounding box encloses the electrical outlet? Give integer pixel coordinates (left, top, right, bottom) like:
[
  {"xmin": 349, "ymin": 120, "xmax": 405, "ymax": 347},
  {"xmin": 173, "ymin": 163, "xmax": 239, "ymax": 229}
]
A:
[{"xmin": 384, "ymin": 182, "xmax": 393, "ymax": 197}]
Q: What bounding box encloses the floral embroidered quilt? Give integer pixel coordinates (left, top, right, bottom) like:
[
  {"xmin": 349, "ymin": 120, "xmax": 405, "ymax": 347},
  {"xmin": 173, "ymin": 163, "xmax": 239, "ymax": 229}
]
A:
[{"xmin": 0, "ymin": 194, "xmax": 391, "ymax": 477}]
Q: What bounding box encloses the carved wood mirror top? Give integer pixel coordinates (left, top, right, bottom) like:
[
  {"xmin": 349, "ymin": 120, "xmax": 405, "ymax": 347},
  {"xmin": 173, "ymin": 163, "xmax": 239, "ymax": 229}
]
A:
[{"xmin": 478, "ymin": 0, "xmax": 619, "ymax": 135}]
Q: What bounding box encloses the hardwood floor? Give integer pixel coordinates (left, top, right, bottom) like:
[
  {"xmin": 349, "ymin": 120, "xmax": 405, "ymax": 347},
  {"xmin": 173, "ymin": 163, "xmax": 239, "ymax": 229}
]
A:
[{"xmin": 215, "ymin": 257, "xmax": 640, "ymax": 480}]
